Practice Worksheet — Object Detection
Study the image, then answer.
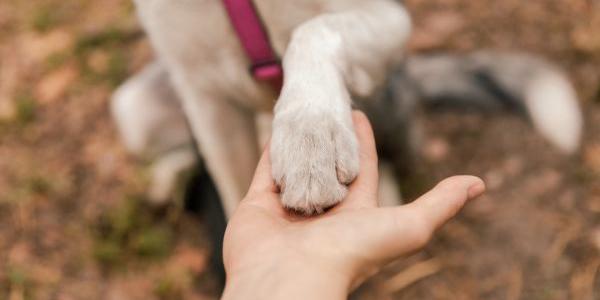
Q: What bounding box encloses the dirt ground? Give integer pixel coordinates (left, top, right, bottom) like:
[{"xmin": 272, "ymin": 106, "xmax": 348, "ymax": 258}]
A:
[{"xmin": 0, "ymin": 0, "xmax": 598, "ymax": 299}]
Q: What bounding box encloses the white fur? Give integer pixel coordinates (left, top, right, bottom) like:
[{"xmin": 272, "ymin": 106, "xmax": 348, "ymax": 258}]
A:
[
  {"xmin": 115, "ymin": 0, "xmax": 582, "ymax": 215},
  {"xmin": 525, "ymin": 72, "xmax": 582, "ymax": 154},
  {"xmin": 271, "ymin": 3, "xmax": 410, "ymax": 213},
  {"xmin": 112, "ymin": 63, "xmax": 199, "ymax": 205},
  {"xmin": 124, "ymin": 0, "xmax": 411, "ymax": 215},
  {"xmin": 149, "ymin": 148, "xmax": 197, "ymax": 204},
  {"xmin": 111, "ymin": 63, "xmax": 193, "ymax": 158}
]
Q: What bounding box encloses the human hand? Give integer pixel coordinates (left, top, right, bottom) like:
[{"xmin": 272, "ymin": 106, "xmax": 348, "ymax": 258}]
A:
[{"xmin": 222, "ymin": 111, "xmax": 486, "ymax": 300}]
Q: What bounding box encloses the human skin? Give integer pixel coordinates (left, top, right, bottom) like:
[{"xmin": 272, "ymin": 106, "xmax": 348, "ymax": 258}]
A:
[{"xmin": 221, "ymin": 111, "xmax": 486, "ymax": 300}]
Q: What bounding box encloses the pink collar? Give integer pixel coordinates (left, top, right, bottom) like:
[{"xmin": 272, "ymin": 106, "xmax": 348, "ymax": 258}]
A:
[{"xmin": 222, "ymin": 0, "xmax": 283, "ymax": 92}]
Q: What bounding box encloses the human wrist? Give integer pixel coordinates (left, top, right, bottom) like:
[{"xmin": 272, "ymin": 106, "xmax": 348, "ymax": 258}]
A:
[{"xmin": 222, "ymin": 259, "xmax": 351, "ymax": 300}]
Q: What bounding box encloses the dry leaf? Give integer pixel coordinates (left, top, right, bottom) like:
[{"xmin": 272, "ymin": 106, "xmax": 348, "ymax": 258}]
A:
[{"xmin": 36, "ymin": 65, "xmax": 78, "ymax": 104}]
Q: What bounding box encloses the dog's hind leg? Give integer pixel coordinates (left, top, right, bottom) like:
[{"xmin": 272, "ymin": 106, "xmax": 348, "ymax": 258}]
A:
[{"xmin": 112, "ymin": 62, "xmax": 198, "ymax": 205}]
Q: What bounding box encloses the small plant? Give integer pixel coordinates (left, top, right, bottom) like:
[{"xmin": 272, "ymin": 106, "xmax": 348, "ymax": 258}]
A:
[
  {"xmin": 75, "ymin": 28, "xmax": 133, "ymax": 55},
  {"xmin": 25, "ymin": 175, "xmax": 53, "ymax": 196},
  {"xmin": 93, "ymin": 240, "xmax": 123, "ymax": 266},
  {"xmin": 15, "ymin": 93, "xmax": 36, "ymax": 126},
  {"xmin": 92, "ymin": 195, "xmax": 175, "ymax": 270},
  {"xmin": 32, "ymin": 6, "xmax": 59, "ymax": 33},
  {"xmin": 45, "ymin": 52, "xmax": 70, "ymax": 71},
  {"xmin": 105, "ymin": 50, "xmax": 128, "ymax": 87},
  {"xmin": 133, "ymin": 226, "xmax": 172, "ymax": 258},
  {"xmin": 154, "ymin": 276, "xmax": 183, "ymax": 300},
  {"xmin": 7, "ymin": 267, "xmax": 27, "ymax": 287},
  {"xmin": 6, "ymin": 266, "xmax": 32, "ymax": 299},
  {"xmin": 75, "ymin": 28, "xmax": 138, "ymax": 87}
]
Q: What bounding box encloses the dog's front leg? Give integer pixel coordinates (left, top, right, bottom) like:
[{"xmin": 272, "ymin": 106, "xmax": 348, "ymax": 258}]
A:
[
  {"xmin": 176, "ymin": 87, "xmax": 260, "ymax": 218},
  {"xmin": 271, "ymin": 1, "xmax": 411, "ymax": 214}
]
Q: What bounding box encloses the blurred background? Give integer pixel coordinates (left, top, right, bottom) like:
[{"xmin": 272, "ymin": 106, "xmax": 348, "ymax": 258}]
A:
[{"xmin": 0, "ymin": 0, "xmax": 599, "ymax": 299}]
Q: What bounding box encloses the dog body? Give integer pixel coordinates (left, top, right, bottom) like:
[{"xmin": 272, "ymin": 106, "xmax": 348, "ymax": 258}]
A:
[
  {"xmin": 113, "ymin": 0, "xmax": 582, "ymax": 216},
  {"xmin": 115, "ymin": 0, "xmax": 411, "ymax": 215}
]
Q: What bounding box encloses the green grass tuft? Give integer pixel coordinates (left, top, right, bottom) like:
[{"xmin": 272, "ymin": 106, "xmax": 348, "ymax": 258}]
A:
[
  {"xmin": 106, "ymin": 50, "xmax": 128, "ymax": 87},
  {"xmin": 45, "ymin": 52, "xmax": 70, "ymax": 71},
  {"xmin": 32, "ymin": 8, "xmax": 58, "ymax": 33},
  {"xmin": 7, "ymin": 267, "xmax": 27, "ymax": 286},
  {"xmin": 93, "ymin": 241, "xmax": 123, "ymax": 266},
  {"xmin": 75, "ymin": 28, "xmax": 136, "ymax": 55},
  {"xmin": 15, "ymin": 93, "xmax": 37, "ymax": 126},
  {"xmin": 132, "ymin": 226, "xmax": 172, "ymax": 258},
  {"xmin": 154, "ymin": 276, "xmax": 183, "ymax": 300},
  {"xmin": 75, "ymin": 28, "xmax": 137, "ymax": 87},
  {"xmin": 25, "ymin": 175, "xmax": 53, "ymax": 196},
  {"xmin": 92, "ymin": 195, "xmax": 175, "ymax": 270}
]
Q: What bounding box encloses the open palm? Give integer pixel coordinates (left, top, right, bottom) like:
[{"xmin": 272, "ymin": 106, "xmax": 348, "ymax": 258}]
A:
[{"xmin": 222, "ymin": 112, "xmax": 485, "ymax": 299}]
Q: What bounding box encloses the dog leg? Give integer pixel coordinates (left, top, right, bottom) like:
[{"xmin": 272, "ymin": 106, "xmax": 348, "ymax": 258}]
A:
[
  {"xmin": 112, "ymin": 62, "xmax": 197, "ymax": 204},
  {"xmin": 271, "ymin": 0, "xmax": 411, "ymax": 214},
  {"xmin": 171, "ymin": 79, "xmax": 260, "ymax": 218}
]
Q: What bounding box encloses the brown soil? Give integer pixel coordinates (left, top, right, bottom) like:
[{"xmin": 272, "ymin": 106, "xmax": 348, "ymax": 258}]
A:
[{"xmin": 0, "ymin": 0, "xmax": 598, "ymax": 299}]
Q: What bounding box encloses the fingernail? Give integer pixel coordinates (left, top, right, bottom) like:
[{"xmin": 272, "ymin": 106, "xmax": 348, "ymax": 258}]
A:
[{"xmin": 467, "ymin": 180, "xmax": 486, "ymax": 199}]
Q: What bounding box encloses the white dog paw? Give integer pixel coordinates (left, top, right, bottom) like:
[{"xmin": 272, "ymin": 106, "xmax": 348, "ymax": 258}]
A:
[
  {"xmin": 271, "ymin": 112, "xmax": 359, "ymax": 214},
  {"xmin": 148, "ymin": 148, "xmax": 197, "ymax": 206}
]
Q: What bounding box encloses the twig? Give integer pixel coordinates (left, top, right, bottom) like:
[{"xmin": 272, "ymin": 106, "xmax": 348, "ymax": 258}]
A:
[
  {"xmin": 542, "ymin": 221, "xmax": 582, "ymax": 266},
  {"xmin": 380, "ymin": 258, "xmax": 442, "ymax": 293},
  {"xmin": 506, "ymin": 265, "xmax": 523, "ymax": 300},
  {"xmin": 569, "ymin": 258, "xmax": 600, "ymax": 300}
]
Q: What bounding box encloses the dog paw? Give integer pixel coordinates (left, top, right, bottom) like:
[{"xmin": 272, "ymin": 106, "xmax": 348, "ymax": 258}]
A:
[{"xmin": 271, "ymin": 112, "xmax": 359, "ymax": 214}]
